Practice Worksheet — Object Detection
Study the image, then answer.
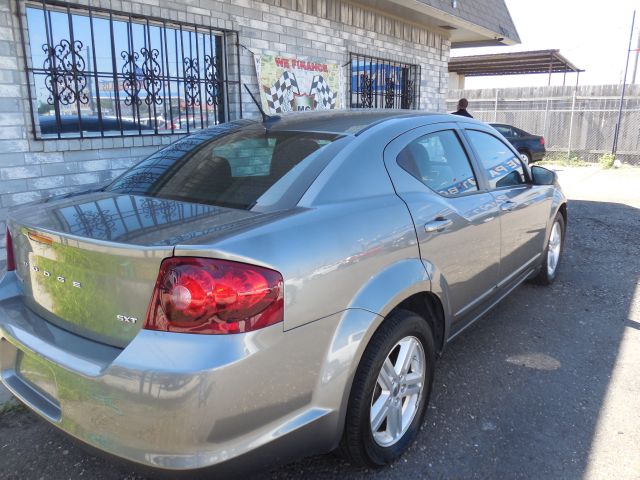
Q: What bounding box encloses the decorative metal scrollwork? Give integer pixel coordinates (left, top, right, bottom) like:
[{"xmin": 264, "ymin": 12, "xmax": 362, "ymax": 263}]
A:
[
  {"xmin": 402, "ymin": 79, "xmax": 415, "ymax": 109},
  {"xmin": 141, "ymin": 198, "xmax": 177, "ymax": 223},
  {"xmin": 140, "ymin": 48, "xmax": 163, "ymax": 106},
  {"xmin": 184, "ymin": 57, "xmax": 201, "ymax": 107},
  {"xmin": 42, "ymin": 39, "xmax": 89, "ymax": 106},
  {"xmin": 385, "ymin": 76, "xmax": 396, "ymax": 109},
  {"xmin": 359, "ymin": 74, "xmax": 373, "ymax": 108},
  {"xmin": 162, "ymin": 138, "xmax": 206, "ymax": 154},
  {"xmin": 73, "ymin": 208, "xmax": 116, "ymax": 239},
  {"xmin": 204, "ymin": 54, "xmax": 222, "ymax": 106},
  {"xmin": 121, "ymin": 51, "xmax": 141, "ymax": 107},
  {"xmin": 116, "ymin": 170, "xmax": 158, "ymax": 191},
  {"xmin": 31, "ymin": 3, "xmax": 233, "ymax": 138}
]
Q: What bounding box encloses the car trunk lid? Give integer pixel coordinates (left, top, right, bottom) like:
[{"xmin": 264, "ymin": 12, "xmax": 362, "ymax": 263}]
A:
[{"xmin": 8, "ymin": 192, "xmax": 283, "ymax": 348}]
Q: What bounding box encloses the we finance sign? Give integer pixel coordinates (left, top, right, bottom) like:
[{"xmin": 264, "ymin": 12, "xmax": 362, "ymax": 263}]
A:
[{"xmin": 254, "ymin": 54, "xmax": 343, "ymax": 114}]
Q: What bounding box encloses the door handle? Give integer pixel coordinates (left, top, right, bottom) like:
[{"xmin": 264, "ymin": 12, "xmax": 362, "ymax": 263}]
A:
[
  {"xmin": 424, "ymin": 217, "xmax": 452, "ymax": 233},
  {"xmin": 500, "ymin": 201, "xmax": 517, "ymax": 212}
]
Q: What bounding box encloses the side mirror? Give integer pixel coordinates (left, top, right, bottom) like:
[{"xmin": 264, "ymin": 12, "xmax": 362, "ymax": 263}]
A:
[{"xmin": 531, "ymin": 165, "xmax": 557, "ymax": 186}]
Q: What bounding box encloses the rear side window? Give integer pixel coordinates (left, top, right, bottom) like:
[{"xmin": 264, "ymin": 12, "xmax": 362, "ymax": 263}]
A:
[
  {"xmin": 493, "ymin": 125, "xmax": 513, "ymax": 137},
  {"xmin": 466, "ymin": 130, "xmax": 526, "ymax": 189},
  {"xmin": 107, "ymin": 125, "xmax": 339, "ymax": 209},
  {"xmin": 397, "ymin": 130, "xmax": 478, "ymax": 196}
]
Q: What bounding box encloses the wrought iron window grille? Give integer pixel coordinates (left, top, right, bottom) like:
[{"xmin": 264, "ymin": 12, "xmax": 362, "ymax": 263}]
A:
[
  {"xmin": 18, "ymin": 0, "xmax": 242, "ymax": 140},
  {"xmin": 349, "ymin": 53, "xmax": 421, "ymax": 110}
]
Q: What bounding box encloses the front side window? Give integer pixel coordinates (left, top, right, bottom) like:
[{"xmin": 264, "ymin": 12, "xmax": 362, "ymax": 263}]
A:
[
  {"xmin": 107, "ymin": 124, "xmax": 339, "ymax": 209},
  {"xmin": 466, "ymin": 130, "xmax": 527, "ymax": 189},
  {"xmin": 397, "ymin": 130, "xmax": 478, "ymax": 196}
]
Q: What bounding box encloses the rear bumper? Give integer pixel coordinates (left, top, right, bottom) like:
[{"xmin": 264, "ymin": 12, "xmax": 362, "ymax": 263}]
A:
[
  {"xmin": 0, "ymin": 271, "xmax": 376, "ymax": 472},
  {"xmin": 531, "ymin": 149, "xmax": 546, "ymax": 162}
]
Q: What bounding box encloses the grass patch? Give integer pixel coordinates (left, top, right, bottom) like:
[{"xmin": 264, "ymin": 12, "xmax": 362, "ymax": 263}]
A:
[
  {"xmin": 599, "ymin": 153, "xmax": 616, "ymax": 169},
  {"xmin": 0, "ymin": 398, "xmax": 27, "ymax": 415},
  {"xmin": 538, "ymin": 153, "xmax": 591, "ymax": 167}
]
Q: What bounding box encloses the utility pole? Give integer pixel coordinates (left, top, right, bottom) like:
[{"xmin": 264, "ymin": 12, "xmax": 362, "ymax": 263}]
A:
[
  {"xmin": 632, "ymin": 25, "xmax": 640, "ymax": 84},
  {"xmin": 612, "ymin": 10, "xmax": 636, "ymax": 155}
]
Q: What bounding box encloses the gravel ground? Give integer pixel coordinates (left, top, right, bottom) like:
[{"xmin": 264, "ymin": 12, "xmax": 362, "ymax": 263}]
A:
[{"xmin": 1, "ymin": 166, "xmax": 639, "ymax": 480}]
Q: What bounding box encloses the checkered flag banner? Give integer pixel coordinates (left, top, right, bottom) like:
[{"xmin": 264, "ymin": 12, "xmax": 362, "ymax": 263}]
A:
[
  {"xmin": 263, "ymin": 71, "xmax": 300, "ymax": 114},
  {"xmin": 310, "ymin": 75, "xmax": 337, "ymax": 110}
]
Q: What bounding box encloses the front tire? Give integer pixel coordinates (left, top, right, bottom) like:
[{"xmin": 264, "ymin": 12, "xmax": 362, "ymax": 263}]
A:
[
  {"xmin": 339, "ymin": 310, "xmax": 435, "ymax": 468},
  {"xmin": 534, "ymin": 212, "xmax": 565, "ymax": 285}
]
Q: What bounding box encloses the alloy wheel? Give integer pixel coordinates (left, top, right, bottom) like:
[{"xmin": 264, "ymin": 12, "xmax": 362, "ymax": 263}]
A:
[
  {"xmin": 547, "ymin": 220, "xmax": 562, "ymax": 277},
  {"xmin": 370, "ymin": 336, "xmax": 426, "ymax": 447}
]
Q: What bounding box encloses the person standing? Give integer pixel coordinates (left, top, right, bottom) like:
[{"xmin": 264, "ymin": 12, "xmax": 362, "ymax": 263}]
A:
[{"xmin": 452, "ymin": 98, "xmax": 473, "ymax": 118}]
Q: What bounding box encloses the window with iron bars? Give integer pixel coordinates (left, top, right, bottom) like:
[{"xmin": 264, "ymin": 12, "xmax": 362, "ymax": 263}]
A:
[
  {"xmin": 349, "ymin": 53, "xmax": 421, "ymax": 110},
  {"xmin": 19, "ymin": 0, "xmax": 241, "ymax": 139}
]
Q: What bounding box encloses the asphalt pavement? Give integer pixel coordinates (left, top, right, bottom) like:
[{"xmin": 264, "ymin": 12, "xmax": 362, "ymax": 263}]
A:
[{"xmin": 1, "ymin": 165, "xmax": 639, "ymax": 480}]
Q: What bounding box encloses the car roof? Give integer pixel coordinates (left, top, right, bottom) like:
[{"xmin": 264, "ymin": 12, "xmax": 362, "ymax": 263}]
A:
[{"xmin": 264, "ymin": 110, "xmax": 452, "ymax": 135}]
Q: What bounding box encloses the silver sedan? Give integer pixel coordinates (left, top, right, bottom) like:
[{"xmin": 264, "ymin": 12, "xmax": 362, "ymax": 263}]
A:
[{"xmin": 0, "ymin": 111, "xmax": 566, "ymax": 475}]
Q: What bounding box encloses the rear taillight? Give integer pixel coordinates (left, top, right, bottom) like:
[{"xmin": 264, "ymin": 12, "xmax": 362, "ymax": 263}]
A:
[
  {"xmin": 540, "ymin": 137, "xmax": 545, "ymax": 146},
  {"xmin": 5, "ymin": 228, "xmax": 15, "ymax": 272},
  {"xmin": 144, "ymin": 257, "xmax": 284, "ymax": 334}
]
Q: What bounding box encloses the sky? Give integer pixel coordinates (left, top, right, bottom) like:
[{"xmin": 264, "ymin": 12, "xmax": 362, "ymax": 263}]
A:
[{"xmin": 453, "ymin": 0, "xmax": 640, "ymax": 88}]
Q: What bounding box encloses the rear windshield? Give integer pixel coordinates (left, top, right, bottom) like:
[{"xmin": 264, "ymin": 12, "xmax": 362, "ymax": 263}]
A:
[{"xmin": 107, "ymin": 124, "xmax": 340, "ymax": 209}]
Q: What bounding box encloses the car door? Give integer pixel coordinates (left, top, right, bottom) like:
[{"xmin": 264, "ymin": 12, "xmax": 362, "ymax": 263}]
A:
[
  {"xmin": 463, "ymin": 127, "xmax": 550, "ymax": 286},
  {"xmin": 509, "ymin": 126, "xmax": 529, "ymax": 149},
  {"xmin": 383, "ymin": 123, "xmax": 501, "ymax": 331}
]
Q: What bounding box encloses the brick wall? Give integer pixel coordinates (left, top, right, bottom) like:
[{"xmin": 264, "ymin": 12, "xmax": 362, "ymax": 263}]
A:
[{"xmin": 0, "ymin": 0, "xmax": 451, "ymax": 258}]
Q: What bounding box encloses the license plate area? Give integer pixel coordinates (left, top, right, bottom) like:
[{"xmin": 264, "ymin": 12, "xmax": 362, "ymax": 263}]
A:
[
  {"xmin": 16, "ymin": 350, "xmax": 59, "ymax": 404},
  {"xmin": 0, "ymin": 339, "xmax": 61, "ymax": 421}
]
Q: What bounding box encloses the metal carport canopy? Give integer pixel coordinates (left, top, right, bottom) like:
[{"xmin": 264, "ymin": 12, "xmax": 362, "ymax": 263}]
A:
[{"xmin": 449, "ymin": 49, "xmax": 583, "ymax": 76}]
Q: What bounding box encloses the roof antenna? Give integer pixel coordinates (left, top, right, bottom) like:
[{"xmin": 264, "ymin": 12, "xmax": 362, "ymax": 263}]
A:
[{"xmin": 243, "ymin": 84, "xmax": 281, "ymax": 125}]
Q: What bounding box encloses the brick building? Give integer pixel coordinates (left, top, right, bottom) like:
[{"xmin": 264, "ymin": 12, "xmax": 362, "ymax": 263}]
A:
[{"xmin": 0, "ymin": 0, "xmax": 518, "ymax": 257}]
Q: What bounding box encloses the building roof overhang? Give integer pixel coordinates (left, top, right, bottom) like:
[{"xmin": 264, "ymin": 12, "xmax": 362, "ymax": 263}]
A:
[
  {"xmin": 355, "ymin": 0, "xmax": 520, "ymax": 46},
  {"xmin": 448, "ymin": 49, "xmax": 583, "ymax": 76}
]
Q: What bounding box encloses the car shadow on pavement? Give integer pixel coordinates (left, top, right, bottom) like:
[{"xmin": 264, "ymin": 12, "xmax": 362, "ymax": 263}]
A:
[{"xmin": 1, "ymin": 200, "xmax": 638, "ymax": 480}]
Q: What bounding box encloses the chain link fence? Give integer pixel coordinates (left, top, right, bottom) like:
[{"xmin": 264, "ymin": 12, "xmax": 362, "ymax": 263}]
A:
[{"xmin": 447, "ymin": 85, "xmax": 640, "ymax": 165}]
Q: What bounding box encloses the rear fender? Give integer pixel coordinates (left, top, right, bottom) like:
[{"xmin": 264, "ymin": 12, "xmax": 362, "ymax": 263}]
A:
[
  {"xmin": 346, "ymin": 258, "xmax": 431, "ymax": 318},
  {"xmin": 317, "ymin": 259, "xmax": 458, "ymax": 445},
  {"xmin": 314, "ymin": 308, "xmax": 382, "ymax": 448},
  {"xmin": 345, "ymin": 256, "xmax": 454, "ymax": 355},
  {"xmin": 318, "ymin": 259, "xmax": 430, "ymax": 443}
]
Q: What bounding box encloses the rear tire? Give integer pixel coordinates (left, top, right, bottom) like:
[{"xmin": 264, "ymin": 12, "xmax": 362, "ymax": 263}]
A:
[
  {"xmin": 339, "ymin": 310, "xmax": 435, "ymax": 468},
  {"xmin": 520, "ymin": 151, "xmax": 532, "ymax": 165},
  {"xmin": 533, "ymin": 212, "xmax": 565, "ymax": 285}
]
